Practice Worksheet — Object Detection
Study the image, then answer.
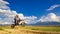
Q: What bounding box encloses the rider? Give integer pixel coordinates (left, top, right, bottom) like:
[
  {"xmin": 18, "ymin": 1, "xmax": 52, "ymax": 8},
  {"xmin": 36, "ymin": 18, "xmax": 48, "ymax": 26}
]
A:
[
  {"xmin": 11, "ymin": 15, "xmax": 25, "ymax": 28},
  {"xmin": 14, "ymin": 15, "xmax": 21, "ymax": 25}
]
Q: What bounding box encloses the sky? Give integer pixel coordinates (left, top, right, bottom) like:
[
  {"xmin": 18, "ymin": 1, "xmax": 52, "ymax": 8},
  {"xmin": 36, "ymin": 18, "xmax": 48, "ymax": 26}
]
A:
[
  {"xmin": 5, "ymin": 0, "xmax": 60, "ymax": 17},
  {"xmin": 0, "ymin": 0, "xmax": 60, "ymax": 24}
]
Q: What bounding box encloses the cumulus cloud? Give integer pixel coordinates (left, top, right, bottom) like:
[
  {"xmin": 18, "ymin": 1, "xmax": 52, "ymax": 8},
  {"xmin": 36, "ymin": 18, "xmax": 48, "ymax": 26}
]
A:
[
  {"xmin": 18, "ymin": 14, "xmax": 37, "ymax": 24},
  {"xmin": 0, "ymin": 9, "xmax": 17, "ymax": 24},
  {"xmin": 47, "ymin": 4, "xmax": 60, "ymax": 11},
  {"xmin": 24, "ymin": 16, "xmax": 37, "ymax": 24},
  {"xmin": 0, "ymin": 0, "xmax": 37, "ymax": 24},
  {"xmin": 39, "ymin": 13, "xmax": 60, "ymax": 22},
  {"xmin": 0, "ymin": 9, "xmax": 37, "ymax": 24}
]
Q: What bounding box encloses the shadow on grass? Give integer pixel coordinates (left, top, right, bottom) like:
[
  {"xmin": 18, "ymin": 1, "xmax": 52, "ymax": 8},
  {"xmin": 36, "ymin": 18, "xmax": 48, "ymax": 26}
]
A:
[
  {"xmin": 31, "ymin": 28, "xmax": 39, "ymax": 30},
  {"xmin": 0, "ymin": 27, "xmax": 5, "ymax": 30}
]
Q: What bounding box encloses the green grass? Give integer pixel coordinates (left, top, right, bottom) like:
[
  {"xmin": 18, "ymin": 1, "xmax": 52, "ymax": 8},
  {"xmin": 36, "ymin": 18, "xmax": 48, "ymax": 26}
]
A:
[
  {"xmin": 0, "ymin": 27, "xmax": 5, "ymax": 30},
  {"xmin": 0, "ymin": 26, "xmax": 11, "ymax": 30},
  {"xmin": 38, "ymin": 27, "xmax": 60, "ymax": 31},
  {"xmin": 0, "ymin": 26, "xmax": 60, "ymax": 32},
  {"xmin": 23, "ymin": 26, "xmax": 60, "ymax": 32}
]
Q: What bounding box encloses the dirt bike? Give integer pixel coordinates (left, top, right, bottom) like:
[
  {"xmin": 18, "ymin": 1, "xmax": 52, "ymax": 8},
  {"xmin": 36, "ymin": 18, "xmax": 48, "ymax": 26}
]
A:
[{"xmin": 11, "ymin": 20, "xmax": 26, "ymax": 29}]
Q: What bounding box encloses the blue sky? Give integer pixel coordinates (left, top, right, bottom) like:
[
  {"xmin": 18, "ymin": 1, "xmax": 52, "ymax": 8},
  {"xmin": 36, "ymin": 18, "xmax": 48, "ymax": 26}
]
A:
[
  {"xmin": 0, "ymin": 0, "xmax": 60, "ymax": 24},
  {"xmin": 5, "ymin": 0, "xmax": 60, "ymax": 18}
]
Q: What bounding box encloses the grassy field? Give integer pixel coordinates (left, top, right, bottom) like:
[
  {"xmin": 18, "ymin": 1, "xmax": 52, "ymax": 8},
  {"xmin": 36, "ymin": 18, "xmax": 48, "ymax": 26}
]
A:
[{"xmin": 0, "ymin": 26, "xmax": 60, "ymax": 34}]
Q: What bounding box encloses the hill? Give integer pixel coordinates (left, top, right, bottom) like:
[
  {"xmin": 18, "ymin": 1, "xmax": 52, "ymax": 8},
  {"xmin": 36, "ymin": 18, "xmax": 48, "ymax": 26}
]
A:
[{"xmin": 29, "ymin": 22, "xmax": 60, "ymax": 26}]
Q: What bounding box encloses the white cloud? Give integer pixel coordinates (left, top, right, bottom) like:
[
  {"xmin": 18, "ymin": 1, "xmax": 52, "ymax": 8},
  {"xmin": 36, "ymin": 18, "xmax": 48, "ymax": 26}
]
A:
[
  {"xmin": 0, "ymin": 0, "xmax": 9, "ymax": 10},
  {"xmin": 39, "ymin": 13, "xmax": 60, "ymax": 22},
  {"xmin": 0, "ymin": 9, "xmax": 17, "ymax": 24},
  {"xmin": 18, "ymin": 14, "xmax": 37, "ymax": 24},
  {"xmin": 0, "ymin": 0, "xmax": 37, "ymax": 24},
  {"xmin": 24, "ymin": 16, "xmax": 37, "ymax": 24},
  {"xmin": 47, "ymin": 4, "xmax": 60, "ymax": 11},
  {"xmin": 0, "ymin": 9, "xmax": 37, "ymax": 24}
]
